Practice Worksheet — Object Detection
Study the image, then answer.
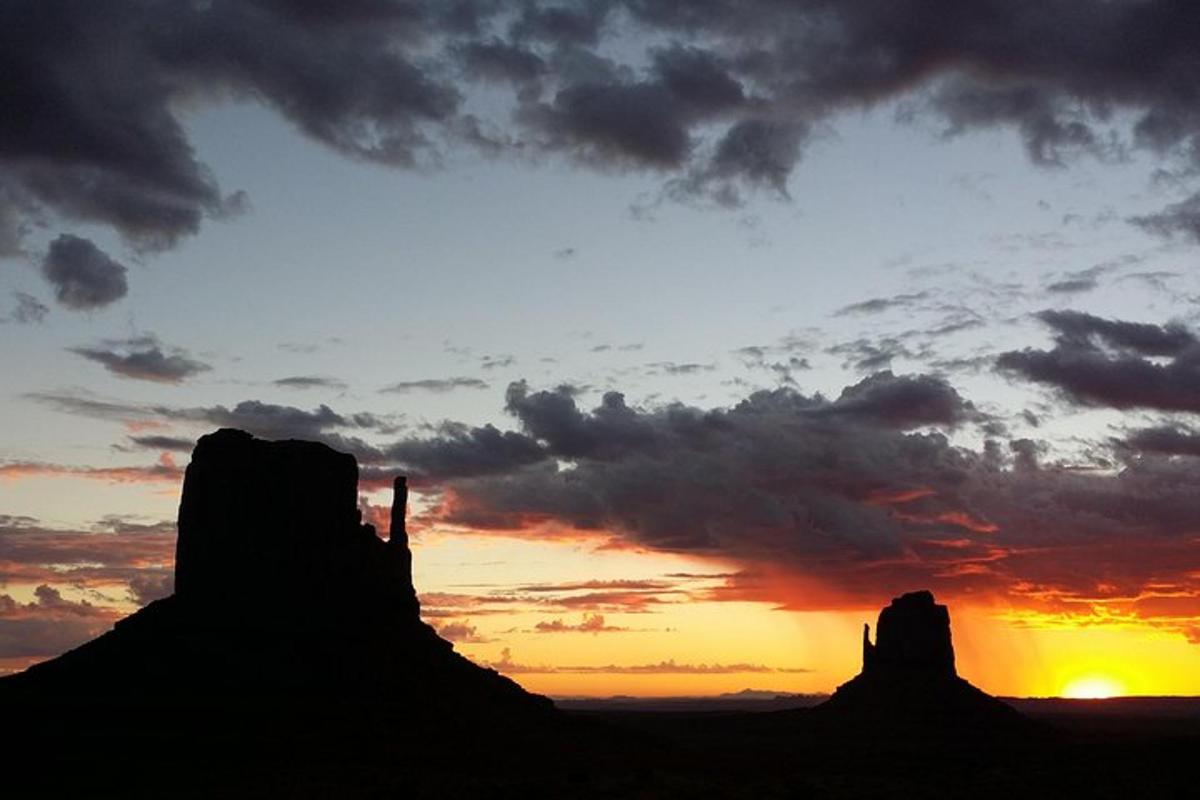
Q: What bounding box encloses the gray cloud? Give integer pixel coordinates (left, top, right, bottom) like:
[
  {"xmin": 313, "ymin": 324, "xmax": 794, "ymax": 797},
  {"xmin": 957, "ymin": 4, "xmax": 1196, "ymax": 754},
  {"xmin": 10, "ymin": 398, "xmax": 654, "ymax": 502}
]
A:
[
  {"xmin": 646, "ymin": 361, "xmax": 716, "ymax": 376},
  {"xmin": 391, "ymin": 377, "xmax": 1200, "ymax": 641},
  {"xmin": 380, "ymin": 377, "xmax": 490, "ymax": 393},
  {"xmin": 31, "ymin": 391, "xmax": 392, "ymax": 462},
  {"xmin": 127, "ymin": 434, "xmax": 196, "ymax": 452},
  {"xmin": 386, "ymin": 421, "xmax": 545, "ymax": 481},
  {"xmin": 997, "ymin": 311, "xmax": 1200, "ymax": 413},
  {"xmin": 273, "ymin": 375, "xmax": 348, "ymax": 391},
  {"xmin": 1119, "ymin": 425, "xmax": 1200, "ymax": 458},
  {"xmin": 1130, "ymin": 192, "xmax": 1200, "ymax": 242},
  {"xmin": 0, "ymin": 0, "xmax": 460, "ymax": 261},
  {"xmin": 6, "ymin": 291, "xmax": 47, "ymax": 324},
  {"xmin": 9, "ymin": 0, "xmax": 1200, "ymax": 297},
  {"xmin": 835, "ymin": 292, "xmax": 930, "ymax": 317},
  {"xmin": 68, "ymin": 335, "xmax": 211, "ymax": 383},
  {"xmin": 40, "ymin": 235, "xmax": 128, "ymax": 310}
]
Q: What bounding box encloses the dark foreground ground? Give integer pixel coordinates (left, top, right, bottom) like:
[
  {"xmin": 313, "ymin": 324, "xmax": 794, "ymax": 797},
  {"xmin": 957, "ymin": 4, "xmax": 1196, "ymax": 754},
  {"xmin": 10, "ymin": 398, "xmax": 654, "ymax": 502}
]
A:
[{"xmin": 4, "ymin": 695, "xmax": 1196, "ymax": 799}]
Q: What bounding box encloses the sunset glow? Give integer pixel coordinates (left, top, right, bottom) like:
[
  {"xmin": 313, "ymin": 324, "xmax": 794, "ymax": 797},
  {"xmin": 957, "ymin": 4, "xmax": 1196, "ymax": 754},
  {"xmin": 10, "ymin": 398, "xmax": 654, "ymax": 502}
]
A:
[
  {"xmin": 1061, "ymin": 675, "xmax": 1125, "ymax": 700},
  {"xmin": 6, "ymin": 0, "xmax": 1200, "ymax": 708}
]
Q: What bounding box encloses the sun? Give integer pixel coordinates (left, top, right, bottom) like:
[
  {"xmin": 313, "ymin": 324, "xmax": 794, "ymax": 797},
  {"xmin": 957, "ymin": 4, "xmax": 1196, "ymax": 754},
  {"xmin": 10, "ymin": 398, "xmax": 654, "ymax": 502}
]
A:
[{"xmin": 1060, "ymin": 675, "xmax": 1125, "ymax": 699}]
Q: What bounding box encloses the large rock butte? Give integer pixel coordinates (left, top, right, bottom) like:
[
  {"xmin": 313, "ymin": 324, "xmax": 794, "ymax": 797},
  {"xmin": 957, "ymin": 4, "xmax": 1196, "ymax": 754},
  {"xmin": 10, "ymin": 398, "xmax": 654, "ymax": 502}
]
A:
[
  {"xmin": 174, "ymin": 429, "xmax": 419, "ymax": 624},
  {"xmin": 861, "ymin": 589, "xmax": 955, "ymax": 678},
  {"xmin": 1, "ymin": 429, "xmax": 550, "ymax": 717}
]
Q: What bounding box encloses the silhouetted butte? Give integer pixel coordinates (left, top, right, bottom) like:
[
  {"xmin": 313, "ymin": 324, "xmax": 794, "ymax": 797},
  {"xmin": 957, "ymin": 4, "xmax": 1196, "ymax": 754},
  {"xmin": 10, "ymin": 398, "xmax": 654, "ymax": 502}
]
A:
[
  {"xmin": 814, "ymin": 590, "xmax": 1028, "ymax": 734},
  {"xmin": 1, "ymin": 429, "xmax": 550, "ymax": 718}
]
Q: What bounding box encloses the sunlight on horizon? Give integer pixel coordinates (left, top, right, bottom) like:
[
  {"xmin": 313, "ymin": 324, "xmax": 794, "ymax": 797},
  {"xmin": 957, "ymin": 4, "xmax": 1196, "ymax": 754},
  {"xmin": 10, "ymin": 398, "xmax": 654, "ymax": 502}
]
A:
[{"xmin": 1061, "ymin": 675, "xmax": 1125, "ymax": 699}]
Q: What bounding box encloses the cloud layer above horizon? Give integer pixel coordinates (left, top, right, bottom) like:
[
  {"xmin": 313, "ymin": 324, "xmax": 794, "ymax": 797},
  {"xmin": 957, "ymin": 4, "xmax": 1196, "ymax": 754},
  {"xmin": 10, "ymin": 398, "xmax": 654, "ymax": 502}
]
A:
[{"xmin": 10, "ymin": 0, "xmax": 1200, "ymax": 309}]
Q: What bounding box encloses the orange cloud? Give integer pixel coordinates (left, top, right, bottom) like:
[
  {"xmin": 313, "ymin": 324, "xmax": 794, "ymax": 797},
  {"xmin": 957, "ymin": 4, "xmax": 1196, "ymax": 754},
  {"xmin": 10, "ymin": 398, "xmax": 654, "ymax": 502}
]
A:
[{"xmin": 0, "ymin": 454, "xmax": 182, "ymax": 484}]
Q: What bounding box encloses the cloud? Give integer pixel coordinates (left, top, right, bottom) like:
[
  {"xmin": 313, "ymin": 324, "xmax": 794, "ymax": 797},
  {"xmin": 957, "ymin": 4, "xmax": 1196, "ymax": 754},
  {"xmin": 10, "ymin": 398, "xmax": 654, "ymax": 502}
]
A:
[
  {"xmin": 646, "ymin": 362, "xmax": 716, "ymax": 376},
  {"xmin": 127, "ymin": 434, "xmax": 196, "ymax": 452},
  {"xmin": 7, "ymin": 292, "xmax": 48, "ymax": 324},
  {"xmin": 823, "ymin": 371, "xmax": 978, "ymax": 429},
  {"xmin": 384, "ymin": 375, "xmax": 1200, "ymax": 641},
  {"xmin": 31, "ymin": 391, "xmax": 393, "ymax": 461},
  {"xmin": 0, "ymin": 0, "xmax": 462, "ymax": 262},
  {"xmin": 0, "ymin": 585, "xmax": 119, "ymax": 659},
  {"xmin": 386, "ymin": 421, "xmax": 544, "ymax": 480},
  {"xmin": 1118, "ymin": 425, "xmax": 1200, "ymax": 458},
  {"xmin": 68, "ymin": 335, "xmax": 211, "ymax": 383},
  {"xmin": 0, "ymin": 453, "xmax": 183, "ymax": 485},
  {"xmin": 434, "ymin": 620, "xmax": 491, "ymax": 644},
  {"xmin": 39, "ymin": 235, "xmax": 128, "ymax": 310},
  {"xmin": 273, "ymin": 376, "xmax": 348, "ymax": 391},
  {"xmin": 1130, "ymin": 192, "xmax": 1200, "ymax": 242},
  {"xmin": 1045, "ymin": 265, "xmax": 1110, "ymax": 294},
  {"xmin": 380, "ymin": 377, "xmax": 490, "ymax": 393},
  {"xmin": 827, "ymin": 337, "xmax": 920, "ymax": 372},
  {"xmin": 0, "ymin": 514, "xmax": 175, "ymax": 664},
  {"xmin": 835, "ymin": 292, "xmax": 930, "ymax": 317},
  {"xmin": 485, "ymin": 648, "xmax": 810, "ymax": 675},
  {"xmin": 517, "ymin": 579, "xmax": 675, "ymax": 593},
  {"xmin": 10, "ymin": 0, "xmax": 1200, "ymax": 286},
  {"xmin": 480, "ymin": 355, "xmax": 516, "ymax": 370},
  {"xmin": 534, "ymin": 613, "xmax": 627, "ymax": 634},
  {"xmin": 997, "ymin": 311, "xmax": 1200, "ymax": 413}
]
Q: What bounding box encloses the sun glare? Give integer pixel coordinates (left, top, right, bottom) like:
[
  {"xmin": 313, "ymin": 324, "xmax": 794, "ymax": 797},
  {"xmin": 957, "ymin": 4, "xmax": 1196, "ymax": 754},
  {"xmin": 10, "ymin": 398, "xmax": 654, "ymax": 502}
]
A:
[{"xmin": 1061, "ymin": 675, "xmax": 1125, "ymax": 699}]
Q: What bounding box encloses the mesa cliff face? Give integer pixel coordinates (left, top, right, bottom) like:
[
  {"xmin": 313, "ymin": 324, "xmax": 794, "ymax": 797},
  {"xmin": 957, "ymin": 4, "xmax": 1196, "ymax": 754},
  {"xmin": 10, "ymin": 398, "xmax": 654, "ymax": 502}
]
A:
[
  {"xmin": 2, "ymin": 429, "xmax": 549, "ymax": 716},
  {"xmin": 174, "ymin": 429, "xmax": 420, "ymax": 624},
  {"xmin": 861, "ymin": 590, "xmax": 955, "ymax": 678}
]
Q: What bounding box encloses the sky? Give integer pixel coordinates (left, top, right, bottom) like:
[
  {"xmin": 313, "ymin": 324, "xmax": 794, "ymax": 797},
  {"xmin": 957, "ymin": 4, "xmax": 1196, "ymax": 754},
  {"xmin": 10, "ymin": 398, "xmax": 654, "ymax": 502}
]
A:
[{"xmin": 5, "ymin": 1, "xmax": 1200, "ymax": 698}]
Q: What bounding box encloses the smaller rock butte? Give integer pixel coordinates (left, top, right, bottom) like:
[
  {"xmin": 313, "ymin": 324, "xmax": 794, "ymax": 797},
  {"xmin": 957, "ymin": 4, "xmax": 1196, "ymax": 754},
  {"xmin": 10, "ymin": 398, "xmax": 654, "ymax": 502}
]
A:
[{"xmin": 817, "ymin": 589, "xmax": 1028, "ymax": 732}]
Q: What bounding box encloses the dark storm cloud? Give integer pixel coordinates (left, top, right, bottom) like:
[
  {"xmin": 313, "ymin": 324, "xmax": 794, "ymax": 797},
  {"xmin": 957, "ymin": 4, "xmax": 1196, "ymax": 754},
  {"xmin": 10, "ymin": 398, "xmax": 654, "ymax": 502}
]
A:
[
  {"xmin": 9, "ymin": 0, "xmax": 1200, "ymax": 284},
  {"xmin": 510, "ymin": 3, "xmax": 610, "ymax": 45},
  {"xmin": 501, "ymin": 380, "xmax": 661, "ymax": 459},
  {"xmin": 394, "ymin": 373, "xmax": 975, "ymax": 484},
  {"xmin": 39, "ymin": 235, "xmax": 128, "ymax": 310},
  {"xmin": 1035, "ymin": 310, "xmax": 1195, "ymax": 356},
  {"xmin": 0, "ymin": 0, "xmax": 459, "ymax": 257},
  {"xmin": 457, "ymin": 38, "xmax": 546, "ymax": 84},
  {"xmin": 386, "ymin": 421, "xmax": 545, "ymax": 480},
  {"xmin": 823, "ymin": 371, "xmax": 978, "ymax": 429},
  {"xmin": 68, "ymin": 335, "xmax": 211, "ymax": 383},
  {"xmin": 522, "ymin": 79, "xmax": 694, "ymax": 169},
  {"xmin": 384, "ymin": 377, "xmax": 1200, "ymax": 639},
  {"xmin": 1119, "ymin": 425, "xmax": 1200, "ymax": 458},
  {"xmin": 997, "ymin": 311, "xmax": 1200, "ymax": 412}
]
